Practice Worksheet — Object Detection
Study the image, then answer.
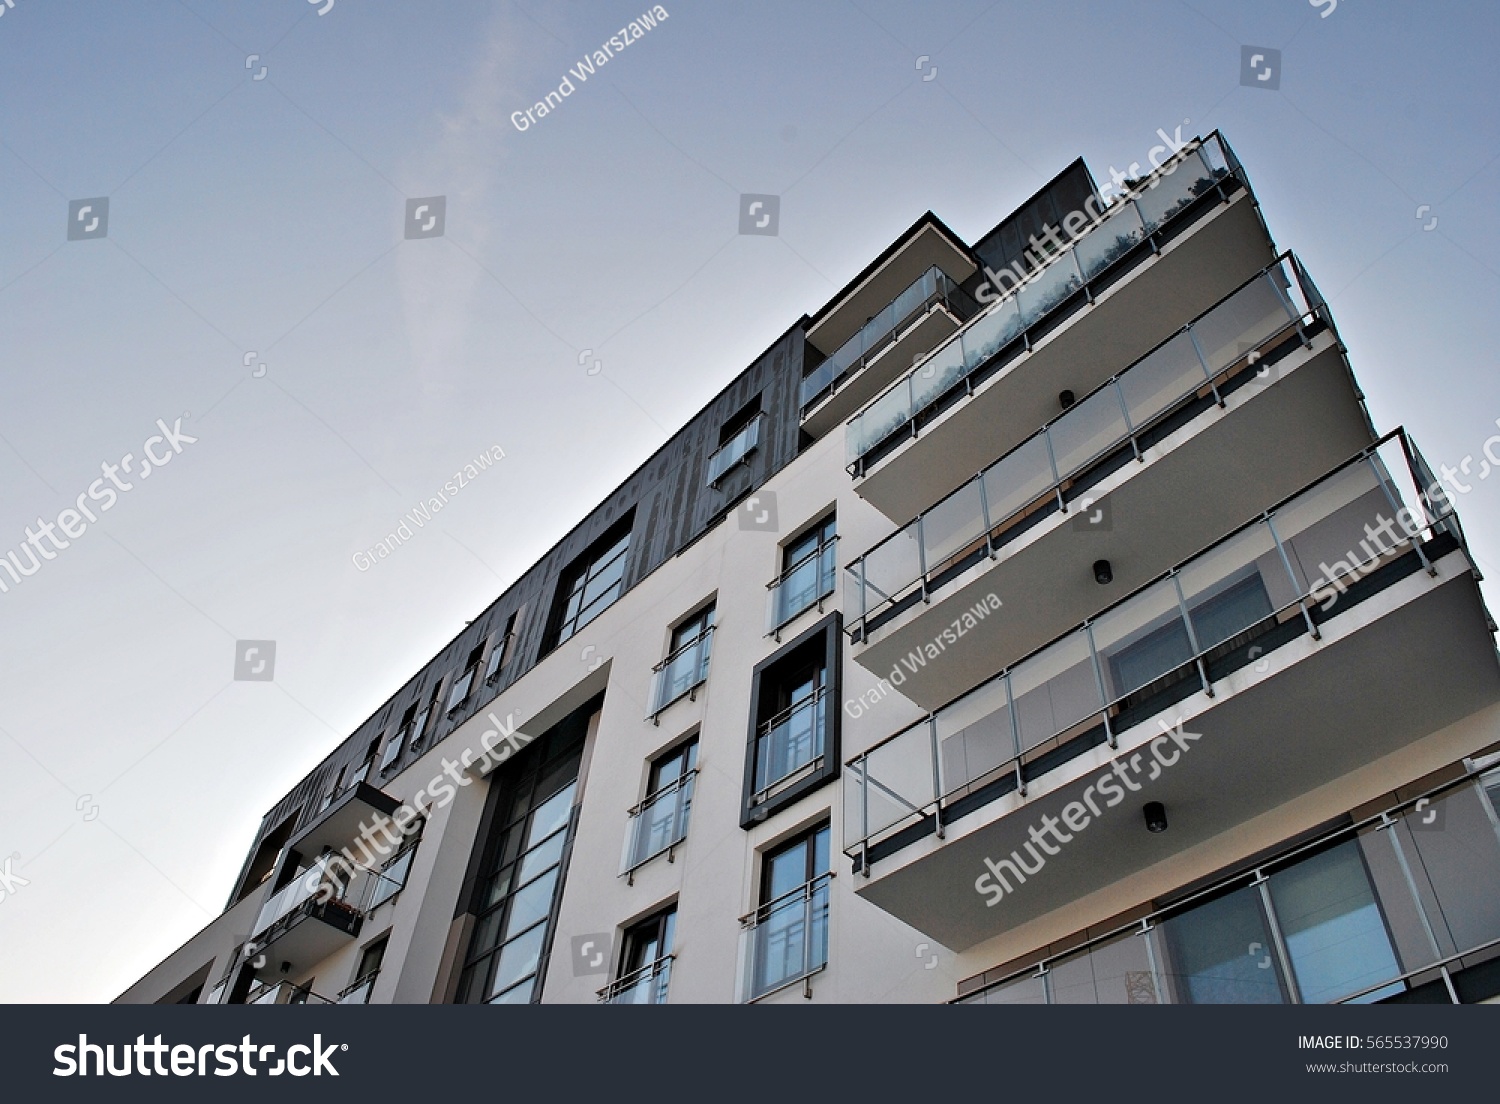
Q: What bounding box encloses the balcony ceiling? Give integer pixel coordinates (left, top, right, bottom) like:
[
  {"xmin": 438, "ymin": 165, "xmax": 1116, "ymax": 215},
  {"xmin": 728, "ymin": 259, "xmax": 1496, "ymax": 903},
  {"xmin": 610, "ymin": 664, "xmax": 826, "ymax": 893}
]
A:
[{"xmin": 289, "ymin": 782, "xmax": 402, "ymax": 860}]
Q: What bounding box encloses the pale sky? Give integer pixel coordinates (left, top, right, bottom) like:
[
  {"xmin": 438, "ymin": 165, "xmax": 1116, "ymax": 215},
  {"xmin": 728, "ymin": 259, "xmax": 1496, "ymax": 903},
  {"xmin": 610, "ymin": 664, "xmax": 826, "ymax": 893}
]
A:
[{"xmin": 0, "ymin": 0, "xmax": 1496, "ymax": 1002}]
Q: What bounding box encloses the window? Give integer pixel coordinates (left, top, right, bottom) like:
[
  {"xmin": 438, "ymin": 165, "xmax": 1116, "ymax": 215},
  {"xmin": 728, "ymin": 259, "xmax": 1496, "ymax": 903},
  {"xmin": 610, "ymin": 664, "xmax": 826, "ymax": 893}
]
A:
[
  {"xmin": 448, "ymin": 643, "xmax": 485, "ymax": 713},
  {"xmin": 603, "ymin": 907, "xmax": 676, "ymax": 1004},
  {"xmin": 485, "ymin": 611, "xmax": 520, "ymax": 684},
  {"xmin": 649, "ymin": 604, "xmax": 715, "ymax": 716},
  {"xmin": 707, "ymin": 398, "xmax": 764, "ymax": 486},
  {"xmin": 319, "ymin": 767, "xmax": 345, "ymax": 811},
  {"xmin": 742, "ymin": 613, "xmax": 842, "ymax": 827},
  {"xmin": 339, "ymin": 937, "xmax": 386, "ymax": 1004},
  {"xmin": 769, "ymin": 514, "xmax": 836, "ymax": 632},
  {"xmin": 234, "ymin": 814, "xmax": 299, "ymax": 903},
  {"xmin": 347, "ymin": 738, "xmax": 380, "ymax": 789},
  {"xmin": 743, "ymin": 824, "xmax": 830, "ymax": 999},
  {"xmin": 368, "ymin": 821, "xmax": 423, "ymax": 911},
  {"xmin": 624, "ymin": 739, "xmax": 698, "ymax": 875},
  {"xmin": 548, "ymin": 516, "xmax": 633, "ymax": 650},
  {"xmin": 455, "ymin": 705, "xmax": 594, "ymax": 1004},
  {"xmin": 410, "ymin": 682, "xmax": 444, "ymax": 753}
]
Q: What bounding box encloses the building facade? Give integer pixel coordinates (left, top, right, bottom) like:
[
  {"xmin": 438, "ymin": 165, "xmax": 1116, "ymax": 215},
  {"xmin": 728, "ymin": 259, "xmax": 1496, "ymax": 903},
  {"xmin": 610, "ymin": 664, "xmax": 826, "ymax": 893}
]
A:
[{"xmin": 120, "ymin": 132, "xmax": 1500, "ymax": 1008}]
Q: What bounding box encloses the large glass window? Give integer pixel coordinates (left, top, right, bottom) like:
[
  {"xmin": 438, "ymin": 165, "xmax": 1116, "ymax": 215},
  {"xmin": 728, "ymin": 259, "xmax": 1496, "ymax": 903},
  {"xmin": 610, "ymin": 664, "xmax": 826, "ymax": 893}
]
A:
[{"xmin": 455, "ymin": 712, "xmax": 590, "ymax": 1004}]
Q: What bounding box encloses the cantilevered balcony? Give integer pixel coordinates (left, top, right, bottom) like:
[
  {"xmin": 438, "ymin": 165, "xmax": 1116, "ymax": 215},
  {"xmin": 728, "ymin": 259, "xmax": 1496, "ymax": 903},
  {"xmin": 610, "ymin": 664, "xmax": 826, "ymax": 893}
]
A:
[
  {"xmin": 844, "ymin": 255, "xmax": 1374, "ymax": 707},
  {"xmin": 246, "ymin": 854, "xmax": 405, "ymax": 981},
  {"xmin": 848, "ymin": 133, "xmax": 1276, "ymax": 523},
  {"xmin": 800, "ymin": 266, "xmax": 977, "ymax": 438},
  {"xmin": 843, "ymin": 432, "xmax": 1500, "ymax": 949}
]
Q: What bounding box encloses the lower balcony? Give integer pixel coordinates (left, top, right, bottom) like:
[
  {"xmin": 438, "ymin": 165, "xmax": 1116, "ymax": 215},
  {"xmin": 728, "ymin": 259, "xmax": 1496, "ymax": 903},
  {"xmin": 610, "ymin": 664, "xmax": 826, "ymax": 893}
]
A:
[
  {"xmin": 598, "ymin": 956, "xmax": 674, "ymax": 1004},
  {"xmin": 844, "ymin": 432, "xmax": 1500, "ymax": 950},
  {"xmin": 957, "ymin": 765, "xmax": 1500, "ymax": 1005},
  {"xmin": 739, "ymin": 873, "xmax": 831, "ymax": 1001}
]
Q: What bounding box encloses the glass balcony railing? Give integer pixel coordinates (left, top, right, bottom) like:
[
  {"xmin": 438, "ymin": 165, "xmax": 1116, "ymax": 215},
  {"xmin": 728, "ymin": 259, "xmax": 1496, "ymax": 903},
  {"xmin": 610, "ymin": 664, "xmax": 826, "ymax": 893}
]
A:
[
  {"xmin": 741, "ymin": 874, "xmax": 831, "ymax": 1000},
  {"xmin": 252, "ymin": 855, "xmax": 408, "ymax": 941},
  {"xmin": 337, "ymin": 972, "xmax": 379, "ymax": 1004},
  {"xmin": 958, "ymin": 768, "xmax": 1500, "ymax": 1005},
  {"xmin": 843, "ymin": 253, "xmax": 1328, "ymax": 639},
  {"xmin": 621, "ymin": 769, "xmax": 696, "ymax": 876},
  {"xmin": 766, "ymin": 535, "xmax": 838, "ymax": 634},
  {"xmin": 845, "ymin": 430, "xmax": 1467, "ymax": 864},
  {"xmin": 845, "ymin": 133, "xmax": 1246, "ymax": 472},
  {"xmin": 246, "ymin": 981, "xmax": 332, "ymax": 1005},
  {"xmin": 599, "ymin": 956, "xmax": 674, "ymax": 1004},
  {"xmin": 753, "ymin": 689, "xmax": 828, "ymax": 805},
  {"xmin": 706, "ymin": 413, "xmax": 764, "ymax": 486},
  {"xmin": 648, "ymin": 627, "xmax": 714, "ymax": 717},
  {"xmin": 800, "ymin": 266, "xmax": 977, "ymax": 411}
]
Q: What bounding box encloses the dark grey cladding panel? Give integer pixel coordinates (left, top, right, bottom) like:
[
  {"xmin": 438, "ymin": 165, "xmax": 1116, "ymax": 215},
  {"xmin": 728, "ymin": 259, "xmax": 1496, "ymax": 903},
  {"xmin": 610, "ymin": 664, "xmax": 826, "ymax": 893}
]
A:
[
  {"xmin": 233, "ymin": 325, "xmax": 808, "ymax": 901},
  {"xmin": 968, "ymin": 159, "xmax": 1099, "ymax": 289}
]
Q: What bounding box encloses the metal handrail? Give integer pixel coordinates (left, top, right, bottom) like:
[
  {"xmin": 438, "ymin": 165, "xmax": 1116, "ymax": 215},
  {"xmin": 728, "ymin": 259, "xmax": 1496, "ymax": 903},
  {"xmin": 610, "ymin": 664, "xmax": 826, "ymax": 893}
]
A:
[
  {"xmin": 738, "ymin": 871, "xmax": 835, "ymax": 928},
  {"xmin": 597, "ymin": 954, "xmax": 675, "ymax": 1002}
]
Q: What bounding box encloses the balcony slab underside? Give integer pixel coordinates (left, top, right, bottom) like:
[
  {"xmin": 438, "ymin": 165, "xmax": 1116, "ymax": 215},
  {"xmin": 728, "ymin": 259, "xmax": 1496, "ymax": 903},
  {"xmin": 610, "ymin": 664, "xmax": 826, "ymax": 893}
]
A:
[
  {"xmin": 854, "ymin": 335, "xmax": 1372, "ymax": 709},
  {"xmin": 251, "ymin": 902, "xmax": 361, "ymax": 980},
  {"xmin": 857, "ymin": 190, "xmax": 1273, "ymax": 523},
  {"xmin": 289, "ymin": 781, "xmax": 401, "ymax": 860},
  {"xmin": 854, "ymin": 552, "xmax": 1500, "ymax": 951},
  {"xmin": 803, "ymin": 309, "xmax": 962, "ymax": 438}
]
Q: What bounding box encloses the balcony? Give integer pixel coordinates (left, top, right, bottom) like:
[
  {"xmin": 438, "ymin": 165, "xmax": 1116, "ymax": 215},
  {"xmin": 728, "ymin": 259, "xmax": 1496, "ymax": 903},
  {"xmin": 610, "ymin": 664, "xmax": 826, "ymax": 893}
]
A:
[
  {"xmin": 647, "ymin": 626, "xmax": 713, "ymax": 719},
  {"xmin": 739, "ymin": 874, "xmax": 831, "ymax": 1000},
  {"xmin": 848, "ymin": 133, "xmax": 1276, "ymax": 523},
  {"xmin": 843, "ymin": 432, "xmax": 1500, "ymax": 949},
  {"xmin": 621, "ymin": 769, "xmax": 696, "ymax": 880},
  {"xmin": 599, "ymin": 956, "xmax": 674, "ymax": 1004},
  {"xmin": 957, "ymin": 767, "xmax": 1500, "ymax": 1005},
  {"xmin": 246, "ymin": 980, "xmax": 333, "ymax": 1005},
  {"xmin": 290, "ymin": 780, "xmax": 401, "ymax": 862},
  {"xmin": 337, "ymin": 971, "xmax": 379, "ymax": 1004},
  {"xmin": 800, "ymin": 266, "xmax": 977, "ymax": 438},
  {"xmin": 247, "ymin": 858, "xmax": 403, "ymax": 980},
  {"xmin": 845, "ymin": 256, "xmax": 1373, "ymax": 707},
  {"xmin": 706, "ymin": 413, "xmax": 763, "ymax": 487}
]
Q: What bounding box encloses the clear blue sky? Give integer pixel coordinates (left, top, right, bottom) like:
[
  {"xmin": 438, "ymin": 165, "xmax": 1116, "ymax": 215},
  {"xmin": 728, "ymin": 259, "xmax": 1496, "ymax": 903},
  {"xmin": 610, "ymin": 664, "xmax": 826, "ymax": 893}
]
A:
[{"xmin": 0, "ymin": 0, "xmax": 1496, "ymax": 1001}]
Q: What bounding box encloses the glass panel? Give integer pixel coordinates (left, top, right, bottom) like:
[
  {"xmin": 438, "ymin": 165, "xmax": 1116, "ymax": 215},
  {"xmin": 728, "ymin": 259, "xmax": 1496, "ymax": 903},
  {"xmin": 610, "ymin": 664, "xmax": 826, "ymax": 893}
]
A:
[
  {"xmin": 527, "ymin": 783, "xmax": 575, "ymax": 848},
  {"xmin": 853, "ymin": 725, "xmax": 937, "ymax": 842},
  {"xmin": 1048, "ymin": 384, "xmax": 1129, "ymax": 478},
  {"xmin": 1400, "ymin": 784, "xmax": 1500, "ymax": 956},
  {"xmin": 756, "ymin": 697, "xmax": 825, "ymax": 793},
  {"xmin": 1008, "ymin": 632, "xmax": 1103, "ymax": 753},
  {"xmin": 750, "ymin": 878, "xmax": 829, "ymax": 997},
  {"xmin": 974, "ymin": 973, "xmax": 1047, "ymax": 1005},
  {"xmin": 920, "ymin": 482, "xmax": 986, "ymax": 575},
  {"xmin": 1134, "ymin": 150, "xmax": 1216, "ymax": 233},
  {"xmin": 859, "ymin": 528, "xmax": 922, "ymax": 615},
  {"xmin": 489, "ymin": 923, "xmax": 547, "ymax": 998},
  {"xmin": 515, "ymin": 830, "xmax": 566, "ymax": 887},
  {"xmin": 1191, "ymin": 272, "xmax": 1295, "ymax": 373},
  {"xmin": 503, "ymin": 871, "xmax": 557, "ymax": 940},
  {"xmin": 1118, "ymin": 331, "xmax": 1205, "ymax": 427},
  {"xmin": 1048, "ymin": 929, "xmax": 1160, "ymax": 1004},
  {"xmin": 1268, "ymin": 840, "xmax": 1402, "ymax": 1004},
  {"xmin": 1016, "ymin": 253, "xmax": 1082, "ymax": 328},
  {"xmin": 935, "ymin": 681, "xmax": 1013, "ymax": 793},
  {"xmin": 488, "ymin": 978, "xmax": 534, "ymax": 1005},
  {"xmin": 1157, "ymin": 884, "xmax": 1288, "ymax": 1004},
  {"xmin": 980, "ymin": 435, "xmax": 1056, "ymax": 528},
  {"xmin": 1074, "ymin": 204, "xmax": 1146, "ymax": 281},
  {"xmin": 1092, "ymin": 583, "xmax": 1192, "ymax": 701},
  {"xmin": 849, "ymin": 379, "xmax": 912, "ymax": 461},
  {"xmin": 961, "ymin": 297, "xmax": 1022, "ymax": 372},
  {"xmin": 909, "ymin": 334, "xmax": 966, "ymax": 412}
]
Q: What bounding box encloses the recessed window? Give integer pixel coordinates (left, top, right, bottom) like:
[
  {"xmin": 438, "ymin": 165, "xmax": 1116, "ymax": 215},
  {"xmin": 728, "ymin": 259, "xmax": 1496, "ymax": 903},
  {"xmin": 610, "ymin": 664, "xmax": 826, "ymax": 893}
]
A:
[
  {"xmin": 769, "ymin": 513, "xmax": 837, "ymax": 633},
  {"xmin": 339, "ymin": 936, "xmax": 386, "ymax": 1004},
  {"xmin": 347, "ymin": 738, "xmax": 380, "ymax": 789},
  {"xmin": 602, "ymin": 906, "xmax": 676, "ymax": 1004},
  {"xmin": 548, "ymin": 515, "xmax": 634, "ymax": 651},
  {"xmin": 448, "ymin": 643, "xmax": 485, "ymax": 714},
  {"xmin": 742, "ymin": 823, "xmax": 830, "ymax": 999},
  {"xmin": 707, "ymin": 396, "xmax": 764, "ymax": 486},
  {"xmin": 743, "ymin": 613, "xmax": 841, "ymax": 826},
  {"xmin": 649, "ymin": 604, "xmax": 715, "ymax": 717},
  {"xmin": 485, "ymin": 611, "xmax": 521, "ymax": 684},
  {"xmin": 623, "ymin": 739, "xmax": 698, "ymax": 876}
]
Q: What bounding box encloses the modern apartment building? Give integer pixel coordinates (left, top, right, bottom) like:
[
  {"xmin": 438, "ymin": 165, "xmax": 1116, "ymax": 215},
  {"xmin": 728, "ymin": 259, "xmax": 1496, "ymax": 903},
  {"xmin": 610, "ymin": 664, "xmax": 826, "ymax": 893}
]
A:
[{"xmin": 120, "ymin": 132, "xmax": 1500, "ymax": 1008}]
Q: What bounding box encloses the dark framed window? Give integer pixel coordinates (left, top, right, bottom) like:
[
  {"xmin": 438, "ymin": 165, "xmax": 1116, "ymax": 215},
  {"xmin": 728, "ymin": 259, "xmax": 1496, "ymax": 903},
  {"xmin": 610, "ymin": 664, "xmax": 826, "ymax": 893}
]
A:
[
  {"xmin": 742, "ymin": 612, "xmax": 841, "ymax": 828},
  {"xmin": 448, "ymin": 643, "xmax": 485, "ymax": 714},
  {"xmin": 485, "ymin": 610, "xmax": 521, "ymax": 684},
  {"xmin": 625, "ymin": 739, "xmax": 698, "ymax": 875},
  {"xmin": 339, "ymin": 936, "xmax": 386, "ymax": 1004},
  {"xmin": 770, "ymin": 514, "xmax": 837, "ymax": 632},
  {"xmin": 410, "ymin": 681, "xmax": 444, "ymax": 754},
  {"xmin": 744, "ymin": 824, "xmax": 830, "ymax": 999},
  {"xmin": 455, "ymin": 706, "xmax": 593, "ymax": 1004},
  {"xmin": 707, "ymin": 396, "xmax": 764, "ymax": 486},
  {"xmin": 548, "ymin": 515, "xmax": 634, "ymax": 651},
  {"xmin": 603, "ymin": 906, "xmax": 676, "ymax": 1004},
  {"xmin": 649, "ymin": 604, "xmax": 715, "ymax": 716},
  {"xmin": 347, "ymin": 738, "xmax": 380, "ymax": 789}
]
